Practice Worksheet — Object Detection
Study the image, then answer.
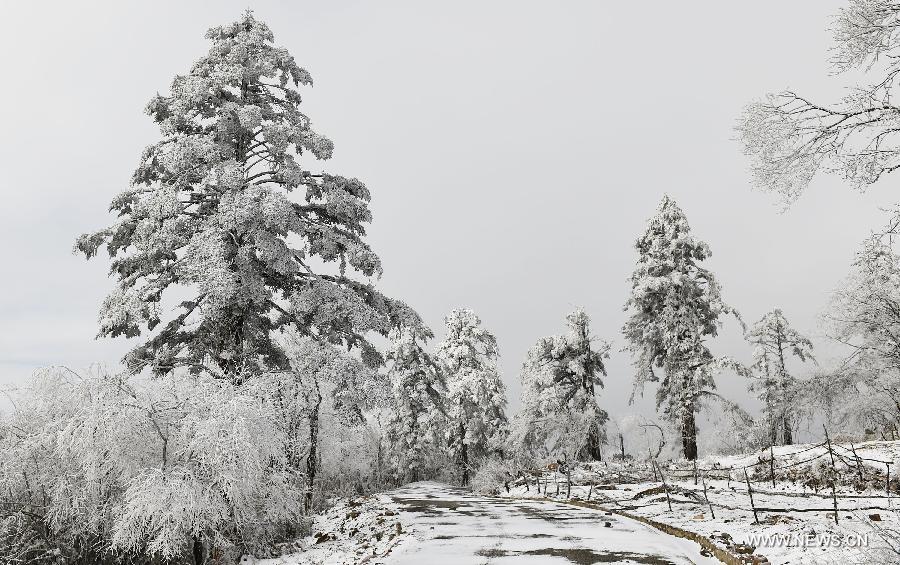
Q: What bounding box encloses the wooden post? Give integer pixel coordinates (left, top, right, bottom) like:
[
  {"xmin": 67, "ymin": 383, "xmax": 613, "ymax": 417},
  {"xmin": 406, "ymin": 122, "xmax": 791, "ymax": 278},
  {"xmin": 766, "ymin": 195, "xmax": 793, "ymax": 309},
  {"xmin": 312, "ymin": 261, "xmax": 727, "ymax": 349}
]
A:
[
  {"xmin": 743, "ymin": 468, "xmax": 759, "ymax": 524},
  {"xmin": 830, "ymin": 481, "xmax": 839, "ymax": 525},
  {"xmin": 655, "ymin": 460, "xmax": 672, "ymax": 512},
  {"xmin": 702, "ymin": 473, "xmax": 715, "ymax": 520},
  {"xmin": 823, "ymin": 426, "xmax": 839, "ymax": 525},
  {"xmin": 587, "ymin": 482, "xmax": 593, "ymax": 501},
  {"xmin": 693, "ymin": 458, "xmax": 698, "ymax": 486},
  {"xmin": 849, "ymin": 442, "xmax": 864, "ymax": 482},
  {"xmin": 769, "ymin": 445, "xmax": 776, "ymax": 489},
  {"xmin": 823, "ymin": 425, "xmax": 836, "ymax": 467}
]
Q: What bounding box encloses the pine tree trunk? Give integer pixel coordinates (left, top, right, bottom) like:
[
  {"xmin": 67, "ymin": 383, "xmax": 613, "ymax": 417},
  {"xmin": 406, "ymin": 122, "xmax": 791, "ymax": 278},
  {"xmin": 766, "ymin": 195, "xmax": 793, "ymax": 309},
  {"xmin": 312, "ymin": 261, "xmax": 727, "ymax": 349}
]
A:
[
  {"xmin": 192, "ymin": 536, "xmax": 205, "ymax": 565},
  {"xmin": 305, "ymin": 390, "xmax": 322, "ymax": 512},
  {"xmin": 459, "ymin": 422, "xmax": 469, "ymax": 485},
  {"xmin": 782, "ymin": 415, "xmax": 793, "ymax": 445},
  {"xmin": 681, "ymin": 410, "xmax": 698, "ymax": 461},
  {"xmin": 582, "ymin": 426, "xmax": 603, "ymax": 461}
]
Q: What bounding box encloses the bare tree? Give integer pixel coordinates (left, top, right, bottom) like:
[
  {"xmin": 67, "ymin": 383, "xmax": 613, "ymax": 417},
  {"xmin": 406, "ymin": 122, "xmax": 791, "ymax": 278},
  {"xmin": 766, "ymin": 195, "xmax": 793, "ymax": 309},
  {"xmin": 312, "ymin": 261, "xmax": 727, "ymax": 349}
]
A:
[{"xmin": 738, "ymin": 1, "xmax": 900, "ymax": 203}]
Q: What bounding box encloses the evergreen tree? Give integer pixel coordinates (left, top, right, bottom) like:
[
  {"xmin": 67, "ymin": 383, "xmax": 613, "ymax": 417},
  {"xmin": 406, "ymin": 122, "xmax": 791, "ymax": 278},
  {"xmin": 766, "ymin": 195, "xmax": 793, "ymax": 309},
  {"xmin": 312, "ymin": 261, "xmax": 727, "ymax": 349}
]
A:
[
  {"xmin": 511, "ymin": 309, "xmax": 609, "ymax": 463},
  {"xmin": 623, "ymin": 196, "xmax": 741, "ymax": 460},
  {"xmin": 436, "ymin": 309, "xmax": 507, "ymax": 485},
  {"xmin": 384, "ymin": 329, "xmax": 447, "ymax": 483},
  {"xmin": 74, "ymin": 12, "xmax": 424, "ymax": 380},
  {"xmin": 746, "ymin": 309, "xmax": 814, "ymax": 446}
]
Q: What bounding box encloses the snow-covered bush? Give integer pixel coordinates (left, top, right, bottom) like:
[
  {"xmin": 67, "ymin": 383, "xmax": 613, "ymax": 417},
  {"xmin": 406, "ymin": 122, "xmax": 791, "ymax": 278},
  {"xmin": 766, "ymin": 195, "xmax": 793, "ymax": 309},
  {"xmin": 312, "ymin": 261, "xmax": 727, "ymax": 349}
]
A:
[
  {"xmin": 470, "ymin": 457, "xmax": 513, "ymax": 496},
  {"xmin": 0, "ymin": 367, "xmax": 305, "ymax": 564}
]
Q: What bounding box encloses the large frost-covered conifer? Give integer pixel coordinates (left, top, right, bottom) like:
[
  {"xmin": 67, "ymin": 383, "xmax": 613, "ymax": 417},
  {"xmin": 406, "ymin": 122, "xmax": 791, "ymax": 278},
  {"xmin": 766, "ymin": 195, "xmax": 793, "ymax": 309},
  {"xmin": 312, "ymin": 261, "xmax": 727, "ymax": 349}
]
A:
[
  {"xmin": 437, "ymin": 309, "xmax": 507, "ymax": 484},
  {"xmin": 75, "ymin": 12, "xmax": 424, "ymax": 379},
  {"xmin": 384, "ymin": 330, "xmax": 446, "ymax": 482},
  {"xmin": 746, "ymin": 309, "xmax": 813, "ymax": 446},
  {"xmin": 622, "ymin": 196, "xmax": 741, "ymax": 460},
  {"xmin": 511, "ymin": 310, "xmax": 609, "ymax": 463}
]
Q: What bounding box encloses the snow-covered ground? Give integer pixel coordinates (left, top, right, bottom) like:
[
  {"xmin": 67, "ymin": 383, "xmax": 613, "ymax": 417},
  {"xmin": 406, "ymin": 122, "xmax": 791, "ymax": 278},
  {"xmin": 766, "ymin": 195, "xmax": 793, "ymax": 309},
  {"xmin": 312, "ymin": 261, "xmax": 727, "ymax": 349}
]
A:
[
  {"xmin": 252, "ymin": 441, "xmax": 900, "ymax": 565},
  {"xmin": 257, "ymin": 482, "xmax": 719, "ymax": 564},
  {"xmin": 381, "ymin": 482, "xmax": 718, "ymax": 564},
  {"xmin": 505, "ymin": 441, "xmax": 900, "ymax": 564}
]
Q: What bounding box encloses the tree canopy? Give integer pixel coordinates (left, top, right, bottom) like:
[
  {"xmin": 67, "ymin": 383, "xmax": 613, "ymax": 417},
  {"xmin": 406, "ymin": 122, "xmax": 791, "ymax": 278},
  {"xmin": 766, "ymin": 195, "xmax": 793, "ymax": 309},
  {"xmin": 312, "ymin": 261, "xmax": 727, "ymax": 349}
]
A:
[{"xmin": 75, "ymin": 12, "xmax": 426, "ymax": 380}]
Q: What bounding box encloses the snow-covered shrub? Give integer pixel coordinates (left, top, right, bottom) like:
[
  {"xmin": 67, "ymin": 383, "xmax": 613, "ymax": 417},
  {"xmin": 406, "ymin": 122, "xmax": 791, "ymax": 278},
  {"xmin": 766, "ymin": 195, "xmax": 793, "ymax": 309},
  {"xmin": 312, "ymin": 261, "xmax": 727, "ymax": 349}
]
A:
[
  {"xmin": 470, "ymin": 458, "xmax": 513, "ymax": 496},
  {"xmin": 0, "ymin": 367, "xmax": 305, "ymax": 564}
]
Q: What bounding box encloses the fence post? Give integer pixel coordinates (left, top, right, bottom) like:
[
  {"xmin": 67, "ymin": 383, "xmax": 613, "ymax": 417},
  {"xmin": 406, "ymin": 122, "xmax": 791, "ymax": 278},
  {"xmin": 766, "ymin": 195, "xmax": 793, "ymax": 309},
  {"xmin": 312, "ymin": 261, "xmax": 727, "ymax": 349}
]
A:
[
  {"xmin": 823, "ymin": 425, "xmax": 839, "ymax": 525},
  {"xmin": 769, "ymin": 445, "xmax": 776, "ymax": 489},
  {"xmin": 849, "ymin": 442, "xmax": 864, "ymax": 482},
  {"xmin": 743, "ymin": 468, "xmax": 759, "ymax": 524},
  {"xmin": 655, "ymin": 460, "xmax": 673, "ymax": 512},
  {"xmin": 887, "ymin": 462, "xmax": 892, "ymax": 503},
  {"xmin": 702, "ymin": 473, "xmax": 715, "ymax": 520},
  {"xmin": 693, "ymin": 458, "xmax": 698, "ymax": 486},
  {"xmin": 587, "ymin": 482, "xmax": 593, "ymax": 502}
]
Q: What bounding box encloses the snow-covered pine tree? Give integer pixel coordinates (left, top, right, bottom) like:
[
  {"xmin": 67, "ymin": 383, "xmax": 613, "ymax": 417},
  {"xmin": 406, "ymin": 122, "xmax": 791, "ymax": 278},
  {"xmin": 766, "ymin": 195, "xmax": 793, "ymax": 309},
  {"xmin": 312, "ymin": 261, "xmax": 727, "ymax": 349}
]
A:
[
  {"xmin": 746, "ymin": 308, "xmax": 813, "ymax": 446},
  {"xmin": 622, "ymin": 195, "xmax": 742, "ymax": 460},
  {"xmin": 74, "ymin": 12, "xmax": 425, "ymax": 380},
  {"xmin": 437, "ymin": 309, "xmax": 507, "ymax": 485},
  {"xmin": 384, "ymin": 329, "xmax": 447, "ymax": 483},
  {"xmin": 510, "ymin": 310, "xmax": 609, "ymax": 464}
]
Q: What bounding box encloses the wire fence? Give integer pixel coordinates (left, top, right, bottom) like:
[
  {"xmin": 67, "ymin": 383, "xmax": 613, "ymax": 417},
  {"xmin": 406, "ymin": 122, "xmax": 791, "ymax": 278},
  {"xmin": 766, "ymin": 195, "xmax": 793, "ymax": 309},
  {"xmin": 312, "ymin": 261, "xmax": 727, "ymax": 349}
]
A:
[{"xmin": 518, "ymin": 428, "xmax": 898, "ymax": 526}]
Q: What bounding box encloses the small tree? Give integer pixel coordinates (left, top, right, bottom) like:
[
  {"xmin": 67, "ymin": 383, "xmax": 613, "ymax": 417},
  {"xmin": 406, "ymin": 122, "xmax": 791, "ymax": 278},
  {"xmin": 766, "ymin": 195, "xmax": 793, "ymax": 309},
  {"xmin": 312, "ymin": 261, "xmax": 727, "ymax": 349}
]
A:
[
  {"xmin": 623, "ymin": 195, "xmax": 742, "ymax": 460},
  {"xmin": 510, "ymin": 309, "xmax": 609, "ymax": 464},
  {"xmin": 384, "ymin": 329, "xmax": 447, "ymax": 483},
  {"xmin": 737, "ymin": 0, "xmax": 900, "ymax": 203},
  {"xmin": 746, "ymin": 309, "xmax": 814, "ymax": 445},
  {"xmin": 826, "ymin": 238, "xmax": 900, "ymax": 438},
  {"xmin": 437, "ymin": 309, "xmax": 507, "ymax": 485},
  {"xmin": 74, "ymin": 12, "xmax": 423, "ymax": 380},
  {"xmin": 261, "ymin": 334, "xmax": 382, "ymax": 511}
]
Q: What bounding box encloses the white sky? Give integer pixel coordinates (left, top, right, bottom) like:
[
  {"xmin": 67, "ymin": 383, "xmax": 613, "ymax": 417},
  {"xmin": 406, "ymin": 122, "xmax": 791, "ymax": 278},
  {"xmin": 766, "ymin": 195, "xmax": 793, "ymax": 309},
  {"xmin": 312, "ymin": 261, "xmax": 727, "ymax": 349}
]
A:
[{"xmin": 1, "ymin": 1, "xmax": 896, "ymax": 446}]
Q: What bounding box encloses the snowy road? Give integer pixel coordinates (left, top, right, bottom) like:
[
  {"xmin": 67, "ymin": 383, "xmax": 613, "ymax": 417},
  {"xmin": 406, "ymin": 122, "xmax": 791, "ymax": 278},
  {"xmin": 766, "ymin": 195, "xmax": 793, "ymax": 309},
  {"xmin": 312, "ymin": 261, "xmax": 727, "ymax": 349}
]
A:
[{"xmin": 378, "ymin": 482, "xmax": 720, "ymax": 565}]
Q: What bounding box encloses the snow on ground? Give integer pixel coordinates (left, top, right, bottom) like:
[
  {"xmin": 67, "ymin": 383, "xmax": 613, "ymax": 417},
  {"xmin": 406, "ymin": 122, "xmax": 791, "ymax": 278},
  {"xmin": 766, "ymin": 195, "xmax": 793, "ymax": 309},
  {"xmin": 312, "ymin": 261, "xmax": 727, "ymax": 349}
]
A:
[
  {"xmin": 380, "ymin": 481, "xmax": 718, "ymax": 565},
  {"xmin": 256, "ymin": 482, "xmax": 720, "ymax": 565},
  {"xmin": 252, "ymin": 441, "xmax": 900, "ymax": 565},
  {"xmin": 506, "ymin": 441, "xmax": 900, "ymax": 564},
  {"xmin": 252, "ymin": 495, "xmax": 407, "ymax": 565}
]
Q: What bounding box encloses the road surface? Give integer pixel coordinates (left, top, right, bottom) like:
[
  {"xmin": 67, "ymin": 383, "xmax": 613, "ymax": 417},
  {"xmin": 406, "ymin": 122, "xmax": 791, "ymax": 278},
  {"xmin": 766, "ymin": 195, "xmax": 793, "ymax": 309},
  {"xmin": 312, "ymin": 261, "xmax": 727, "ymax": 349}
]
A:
[{"xmin": 378, "ymin": 482, "xmax": 719, "ymax": 565}]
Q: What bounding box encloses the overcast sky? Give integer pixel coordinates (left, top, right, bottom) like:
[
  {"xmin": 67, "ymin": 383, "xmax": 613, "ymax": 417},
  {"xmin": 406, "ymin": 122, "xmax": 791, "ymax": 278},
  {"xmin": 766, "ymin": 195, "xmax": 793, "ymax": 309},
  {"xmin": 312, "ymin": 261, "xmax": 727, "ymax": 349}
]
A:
[{"xmin": 1, "ymin": 1, "xmax": 896, "ymax": 446}]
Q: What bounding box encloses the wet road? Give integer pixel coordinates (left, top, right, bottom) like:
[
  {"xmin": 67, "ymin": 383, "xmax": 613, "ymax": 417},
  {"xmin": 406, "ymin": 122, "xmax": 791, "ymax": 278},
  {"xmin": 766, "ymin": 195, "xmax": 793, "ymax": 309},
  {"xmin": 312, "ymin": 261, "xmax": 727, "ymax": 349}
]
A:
[{"xmin": 377, "ymin": 482, "xmax": 719, "ymax": 565}]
